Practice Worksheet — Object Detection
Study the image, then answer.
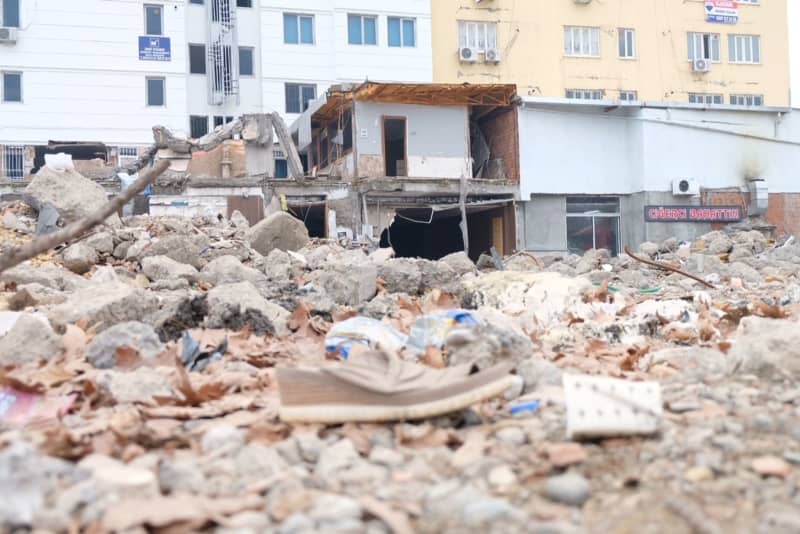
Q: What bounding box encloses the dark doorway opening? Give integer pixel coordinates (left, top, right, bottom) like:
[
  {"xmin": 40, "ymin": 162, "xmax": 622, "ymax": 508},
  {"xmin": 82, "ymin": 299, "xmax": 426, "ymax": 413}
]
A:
[
  {"xmin": 289, "ymin": 203, "xmax": 326, "ymax": 238},
  {"xmin": 383, "ymin": 117, "xmax": 406, "ymax": 176},
  {"xmin": 386, "ymin": 204, "xmax": 515, "ymax": 261}
]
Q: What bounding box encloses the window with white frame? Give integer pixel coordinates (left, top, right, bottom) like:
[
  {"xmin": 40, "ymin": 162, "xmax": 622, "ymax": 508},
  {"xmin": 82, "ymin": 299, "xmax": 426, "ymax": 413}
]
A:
[
  {"xmin": 458, "ymin": 21, "xmax": 498, "ymax": 53},
  {"xmin": 566, "ymin": 89, "xmax": 603, "ymax": 100},
  {"xmin": 564, "ymin": 26, "xmax": 600, "ymax": 57},
  {"xmin": 118, "ymin": 146, "xmax": 139, "ymax": 168},
  {"xmin": 688, "ymin": 93, "xmax": 723, "ymax": 105},
  {"xmin": 687, "ymin": 32, "xmax": 720, "ymax": 61},
  {"xmin": 283, "ymin": 13, "xmax": 314, "ymax": 45},
  {"xmin": 348, "ymin": 14, "xmax": 377, "ymax": 45},
  {"xmin": 619, "ymin": 91, "xmax": 638, "ymax": 101},
  {"xmin": 2, "ymin": 145, "xmax": 25, "ymax": 181},
  {"xmin": 618, "ymin": 28, "xmax": 635, "ymax": 58},
  {"xmin": 730, "ymin": 94, "xmax": 763, "ymax": 106},
  {"xmin": 388, "ymin": 17, "xmax": 416, "ymax": 47},
  {"xmin": 567, "ymin": 197, "xmax": 621, "ymax": 257},
  {"xmin": 729, "ymin": 34, "xmax": 761, "ymax": 63}
]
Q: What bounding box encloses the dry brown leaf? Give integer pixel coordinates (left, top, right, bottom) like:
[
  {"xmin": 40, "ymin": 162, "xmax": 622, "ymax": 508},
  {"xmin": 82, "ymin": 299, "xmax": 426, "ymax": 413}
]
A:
[
  {"xmin": 340, "ymin": 423, "xmax": 373, "ymax": 454},
  {"xmin": 754, "ymin": 301, "xmax": 789, "ymax": 319},
  {"xmin": 584, "ymin": 338, "xmax": 608, "ymax": 356},
  {"xmin": 718, "ymin": 341, "xmax": 732, "ymax": 353},
  {"xmin": 0, "ymin": 373, "xmax": 46, "ymax": 394},
  {"xmin": 114, "ymin": 346, "xmax": 143, "ymax": 370},
  {"xmin": 420, "ymin": 347, "xmax": 446, "ymax": 369},
  {"xmin": 40, "ymin": 427, "xmax": 93, "ymax": 460},
  {"xmin": 247, "ymin": 421, "xmax": 291, "ymax": 444},
  {"xmin": 102, "ymin": 494, "xmax": 264, "ymax": 532},
  {"xmin": 359, "ymin": 496, "xmax": 415, "ymax": 534},
  {"xmin": 620, "ymin": 345, "xmax": 649, "ymax": 372},
  {"xmin": 395, "ymin": 422, "xmax": 460, "ymax": 449},
  {"xmin": 288, "ymin": 302, "xmax": 312, "ymax": 332}
]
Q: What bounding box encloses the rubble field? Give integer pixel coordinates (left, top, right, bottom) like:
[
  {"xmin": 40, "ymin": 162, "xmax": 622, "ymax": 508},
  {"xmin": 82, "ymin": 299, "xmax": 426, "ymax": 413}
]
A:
[{"xmin": 1, "ymin": 195, "xmax": 800, "ymax": 533}]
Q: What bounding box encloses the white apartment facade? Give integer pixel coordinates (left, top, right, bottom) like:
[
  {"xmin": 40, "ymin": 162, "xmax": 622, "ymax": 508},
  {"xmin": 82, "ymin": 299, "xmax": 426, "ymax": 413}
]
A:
[{"xmin": 0, "ymin": 0, "xmax": 432, "ymax": 180}]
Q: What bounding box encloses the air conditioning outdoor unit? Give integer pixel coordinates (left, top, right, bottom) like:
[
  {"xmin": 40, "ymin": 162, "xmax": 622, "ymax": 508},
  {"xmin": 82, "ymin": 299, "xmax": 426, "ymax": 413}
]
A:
[
  {"xmin": 692, "ymin": 58, "xmax": 710, "ymax": 73},
  {"xmin": 484, "ymin": 49, "xmax": 501, "ymax": 63},
  {"xmin": 459, "ymin": 47, "xmax": 478, "ymax": 63},
  {"xmin": 673, "ymin": 179, "xmax": 700, "ymax": 196},
  {"xmin": 0, "ymin": 27, "xmax": 18, "ymax": 44},
  {"xmin": 574, "ymin": 0, "xmax": 592, "ymax": 4}
]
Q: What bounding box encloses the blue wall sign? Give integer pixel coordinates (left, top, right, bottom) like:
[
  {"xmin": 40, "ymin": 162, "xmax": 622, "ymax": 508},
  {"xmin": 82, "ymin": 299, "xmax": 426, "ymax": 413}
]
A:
[{"xmin": 139, "ymin": 36, "xmax": 172, "ymax": 61}]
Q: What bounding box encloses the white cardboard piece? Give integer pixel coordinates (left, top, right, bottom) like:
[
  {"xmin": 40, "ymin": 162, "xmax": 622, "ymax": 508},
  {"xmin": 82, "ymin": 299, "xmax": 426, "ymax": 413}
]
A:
[{"xmin": 563, "ymin": 374, "xmax": 663, "ymax": 440}]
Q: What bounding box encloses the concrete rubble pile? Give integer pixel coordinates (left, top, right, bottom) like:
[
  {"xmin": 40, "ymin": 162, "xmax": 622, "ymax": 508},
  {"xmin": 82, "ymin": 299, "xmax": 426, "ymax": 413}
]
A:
[{"xmin": 1, "ymin": 201, "xmax": 800, "ymax": 533}]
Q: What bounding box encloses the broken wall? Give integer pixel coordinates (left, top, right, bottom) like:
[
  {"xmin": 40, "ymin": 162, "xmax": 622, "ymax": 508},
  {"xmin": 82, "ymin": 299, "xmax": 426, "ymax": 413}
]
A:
[
  {"xmin": 354, "ymin": 102, "xmax": 470, "ymax": 178},
  {"xmin": 478, "ymin": 108, "xmax": 520, "ymax": 183}
]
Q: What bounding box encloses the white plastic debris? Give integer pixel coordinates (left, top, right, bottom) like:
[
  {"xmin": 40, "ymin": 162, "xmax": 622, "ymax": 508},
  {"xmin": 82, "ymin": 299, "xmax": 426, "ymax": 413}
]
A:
[
  {"xmin": 563, "ymin": 374, "xmax": 662, "ymax": 440},
  {"xmin": 43, "ymin": 153, "xmax": 74, "ymax": 172}
]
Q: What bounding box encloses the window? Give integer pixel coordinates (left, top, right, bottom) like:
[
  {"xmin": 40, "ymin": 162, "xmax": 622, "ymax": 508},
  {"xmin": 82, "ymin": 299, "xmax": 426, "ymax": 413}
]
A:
[
  {"xmin": 619, "ymin": 91, "xmax": 638, "ymax": 101},
  {"xmin": 239, "ymin": 47, "xmax": 254, "ymax": 75},
  {"xmin": 189, "ymin": 0, "xmax": 204, "ymax": 4},
  {"xmin": 388, "ymin": 17, "xmax": 416, "ymax": 47},
  {"xmin": 189, "ymin": 44, "xmax": 206, "ymax": 74},
  {"xmin": 144, "ymin": 5, "xmax": 163, "ymax": 36},
  {"xmin": 275, "ymin": 159, "xmax": 288, "ymax": 179},
  {"xmin": 236, "ymin": 0, "xmax": 251, "ymax": 7},
  {"xmin": 284, "ymin": 13, "xmax": 314, "ymax": 44},
  {"xmin": 189, "ymin": 116, "xmax": 209, "ymax": 138},
  {"xmin": 566, "ymin": 89, "xmax": 603, "ymax": 100},
  {"xmin": 618, "ymin": 28, "xmax": 635, "ymax": 58},
  {"xmin": 564, "ymin": 26, "xmax": 600, "ymax": 57},
  {"xmin": 2, "ymin": 145, "xmax": 25, "ymax": 181},
  {"xmin": 2, "ymin": 0, "xmax": 20, "ymax": 27},
  {"xmin": 688, "ymin": 32, "xmax": 720, "ymax": 62},
  {"xmin": 285, "ymin": 83, "xmax": 316, "ymax": 113},
  {"xmin": 348, "ymin": 14, "xmax": 377, "ymax": 45},
  {"xmin": 567, "ymin": 197, "xmax": 621, "ymax": 256},
  {"xmin": 458, "ymin": 21, "xmax": 497, "ymax": 53},
  {"xmin": 146, "ymin": 77, "xmax": 165, "ymax": 106},
  {"xmin": 730, "ymin": 94, "xmax": 764, "ymax": 106},
  {"xmin": 2, "ymin": 72, "xmax": 21, "ymax": 103},
  {"xmin": 213, "ymin": 116, "xmax": 234, "ymax": 127},
  {"xmin": 729, "ymin": 35, "xmax": 761, "ymax": 64},
  {"xmin": 688, "ymin": 92, "xmax": 723, "ymax": 105}
]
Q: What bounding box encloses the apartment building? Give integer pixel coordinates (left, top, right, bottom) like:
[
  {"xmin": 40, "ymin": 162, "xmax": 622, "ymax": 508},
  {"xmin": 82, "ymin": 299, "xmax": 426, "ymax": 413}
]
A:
[
  {"xmin": 0, "ymin": 0, "xmax": 432, "ymax": 181},
  {"xmin": 432, "ymin": 0, "xmax": 790, "ymax": 107}
]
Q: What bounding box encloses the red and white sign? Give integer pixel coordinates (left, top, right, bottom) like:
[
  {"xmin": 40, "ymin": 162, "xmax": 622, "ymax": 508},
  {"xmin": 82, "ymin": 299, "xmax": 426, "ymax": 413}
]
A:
[{"xmin": 705, "ymin": 0, "xmax": 739, "ymax": 24}]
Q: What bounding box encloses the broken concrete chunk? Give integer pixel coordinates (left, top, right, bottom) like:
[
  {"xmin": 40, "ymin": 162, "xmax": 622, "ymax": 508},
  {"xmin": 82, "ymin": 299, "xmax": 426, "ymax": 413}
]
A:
[
  {"xmin": 0, "ymin": 314, "xmax": 64, "ymax": 364},
  {"xmin": 150, "ymin": 293, "xmax": 208, "ymax": 342},
  {"xmin": 48, "ymin": 283, "xmax": 160, "ymax": 332},
  {"xmin": 701, "ymin": 231, "xmax": 733, "ymax": 255},
  {"xmin": 638, "ymin": 241, "xmax": 659, "ymax": 257},
  {"xmin": 418, "ymin": 259, "xmax": 457, "ymax": 292},
  {"xmin": 85, "ymin": 321, "xmax": 165, "ymax": 369},
  {"xmin": 78, "ymin": 454, "xmax": 159, "ymax": 499},
  {"xmin": 205, "ymin": 281, "xmax": 289, "ymax": 336},
  {"xmin": 440, "ymin": 251, "xmax": 477, "ymax": 276},
  {"xmin": 24, "ymin": 166, "xmax": 120, "ymax": 226},
  {"xmin": 314, "ymin": 263, "xmax": 377, "ymax": 307},
  {"xmin": 61, "ymin": 243, "xmax": 98, "ymax": 275},
  {"xmin": 95, "ymin": 367, "xmax": 176, "ymax": 405},
  {"xmin": 229, "ymin": 210, "xmax": 250, "ymax": 229},
  {"xmin": 1, "ymin": 263, "xmax": 91, "ymax": 292},
  {"xmin": 142, "ymin": 255, "xmax": 199, "ymax": 283},
  {"xmin": 143, "ymin": 234, "xmax": 208, "ymax": 269},
  {"xmin": 728, "ymin": 317, "xmax": 800, "ymax": 379},
  {"xmin": 246, "ymin": 211, "xmax": 310, "ymax": 256},
  {"xmin": 200, "ymin": 255, "xmax": 267, "ymax": 286},
  {"xmin": 378, "ymin": 259, "xmax": 422, "ymax": 294},
  {"xmin": 84, "ymin": 232, "xmax": 115, "ymax": 255}
]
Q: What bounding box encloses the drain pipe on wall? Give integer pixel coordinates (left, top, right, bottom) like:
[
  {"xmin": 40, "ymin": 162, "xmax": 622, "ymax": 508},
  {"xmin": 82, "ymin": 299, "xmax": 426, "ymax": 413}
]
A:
[{"xmin": 459, "ymin": 173, "xmax": 469, "ymax": 256}]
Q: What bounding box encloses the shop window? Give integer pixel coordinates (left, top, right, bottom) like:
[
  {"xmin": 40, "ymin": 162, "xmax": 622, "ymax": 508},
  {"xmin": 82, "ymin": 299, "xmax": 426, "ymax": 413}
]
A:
[{"xmin": 566, "ymin": 197, "xmax": 620, "ymax": 256}]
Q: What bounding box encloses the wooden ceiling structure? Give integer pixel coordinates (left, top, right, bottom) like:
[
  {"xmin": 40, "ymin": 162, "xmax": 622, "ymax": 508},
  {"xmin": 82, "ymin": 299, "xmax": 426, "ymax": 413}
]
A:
[{"xmin": 313, "ymin": 82, "xmax": 517, "ymax": 122}]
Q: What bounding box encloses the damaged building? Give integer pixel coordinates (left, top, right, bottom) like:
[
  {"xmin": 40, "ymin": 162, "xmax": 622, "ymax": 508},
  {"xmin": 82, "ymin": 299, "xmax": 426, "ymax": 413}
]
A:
[{"xmin": 281, "ymin": 82, "xmax": 520, "ymax": 259}]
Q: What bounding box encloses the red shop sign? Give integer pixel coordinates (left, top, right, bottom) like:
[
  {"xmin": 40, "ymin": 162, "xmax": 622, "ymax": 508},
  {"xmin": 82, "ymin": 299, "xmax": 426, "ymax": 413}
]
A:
[{"xmin": 644, "ymin": 205, "xmax": 743, "ymax": 223}]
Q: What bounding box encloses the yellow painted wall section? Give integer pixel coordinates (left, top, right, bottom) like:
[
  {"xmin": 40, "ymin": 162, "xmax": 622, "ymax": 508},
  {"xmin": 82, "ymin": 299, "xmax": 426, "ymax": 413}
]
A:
[{"xmin": 432, "ymin": 0, "xmax": 790, "ymax": 106}]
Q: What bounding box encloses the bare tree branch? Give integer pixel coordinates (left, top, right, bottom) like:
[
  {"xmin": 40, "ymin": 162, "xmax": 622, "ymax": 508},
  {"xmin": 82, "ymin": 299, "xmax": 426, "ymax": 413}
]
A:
[
  {"xmin": 624, "ymin": 245, "xmax": 715, "ymax": 290},
  {"xmin": 0, "ymin": 160, "xmax": 170, "ymax": 274}
]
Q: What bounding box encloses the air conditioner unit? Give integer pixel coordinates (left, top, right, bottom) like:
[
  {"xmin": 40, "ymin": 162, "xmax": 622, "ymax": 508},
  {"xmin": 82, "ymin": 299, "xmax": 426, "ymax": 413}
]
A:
[
  {"xmin": 574, "ymin": 0, "xmax": 592, "ymax": 4},
  {"xmin": 459, "ymin": 47, "xmax": 478, "ymax": 63},
  {"xmin": 672, "ymin": 179, "xmax": 700, "ymax": 196},
  {"xmin": 484, "ymin": 49, "xmax": 501, "ymax": 63},
  {"xmin": 692, "ymin": 58, "xmax": 710, "ymax": 73},
  {"xmin": 0, "ymin": 27, "xmax": 18, "ymax": 44}
]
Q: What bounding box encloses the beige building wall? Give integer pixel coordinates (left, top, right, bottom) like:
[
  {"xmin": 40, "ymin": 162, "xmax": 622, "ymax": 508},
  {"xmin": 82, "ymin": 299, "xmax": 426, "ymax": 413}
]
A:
[{"xmin": 432, "ymin": 0, "xmax": 790, "ymax": 107}]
